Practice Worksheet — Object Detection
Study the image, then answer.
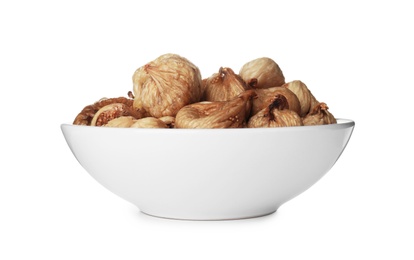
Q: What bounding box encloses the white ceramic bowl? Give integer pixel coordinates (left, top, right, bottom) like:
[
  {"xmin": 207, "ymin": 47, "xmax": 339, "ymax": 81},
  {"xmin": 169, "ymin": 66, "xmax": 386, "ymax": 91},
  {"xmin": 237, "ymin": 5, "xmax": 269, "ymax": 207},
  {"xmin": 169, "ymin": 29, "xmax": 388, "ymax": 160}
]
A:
[{"xmin": 61, "ymin": 119, "xmax": 354, "ymax": 220}]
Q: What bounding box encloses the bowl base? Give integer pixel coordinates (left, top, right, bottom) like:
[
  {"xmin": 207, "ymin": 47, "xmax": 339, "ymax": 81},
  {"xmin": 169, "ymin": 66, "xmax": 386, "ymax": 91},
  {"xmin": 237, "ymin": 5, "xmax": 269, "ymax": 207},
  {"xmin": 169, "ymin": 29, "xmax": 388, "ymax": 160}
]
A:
[{"xmin": 140, "ymin": 210, "xmax": 277, "ymax": 221}]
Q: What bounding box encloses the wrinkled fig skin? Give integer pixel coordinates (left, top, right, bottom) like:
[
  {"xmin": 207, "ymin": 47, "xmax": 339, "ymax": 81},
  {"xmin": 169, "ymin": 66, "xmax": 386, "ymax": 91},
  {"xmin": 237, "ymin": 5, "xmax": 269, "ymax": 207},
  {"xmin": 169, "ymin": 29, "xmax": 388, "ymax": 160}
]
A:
[
  {"xmin": 102, "ymin": 116, "xmax": 170, "ymax": 128},
  {"xmin": 158, "ymin": 116, "xmax": 175, "ymax": 128},
  {"xmin": 239, "ymin": 57, "xmax": 285, "ymax": 89},
  {"xmin": 248, "ymin": 95, "xmax": 303, "ymax": 128},
  {"xmin": 302, "ymin": 102, "xmax": 336, "ymax": 126},
  {"xmin": 203, "ymin": 67, "xmax": 250, "ymax": 101},
  {"xmin": 73, "ymin": 94, "xmax": 146, "ymax": 126},
  {"xmin": 132, "ymin": 53, "xmax": 203, "ymax": 118},
  {"xmin": 91, "ymin": 103, "xmax": 144, "ymax": 126},
  {"xmin": 105, "ymin": 116, "xmax": 136, "ymax": 127},
  {"xmin": 175, "ymin": 90, "xmax": 257, "ymax": 128},
  {"xmin": 252, "ymin": 87, "xmax": 301, "ymax": 117},
  {"xmin": 282, "ymin": 80, "xmax": 319, "ymax": 117},
  {"xmin": 130, "ymin": 117, "xmax": 168, "ymax": 128}
]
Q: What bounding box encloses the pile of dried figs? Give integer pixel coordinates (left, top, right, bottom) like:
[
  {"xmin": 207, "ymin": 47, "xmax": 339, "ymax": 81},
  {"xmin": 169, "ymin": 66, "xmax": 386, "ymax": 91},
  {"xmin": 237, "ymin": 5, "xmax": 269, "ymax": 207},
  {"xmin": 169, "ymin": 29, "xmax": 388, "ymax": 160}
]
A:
[{"xmin": 73, "ymin": 53, "xmax": 336, "ymax": 128}]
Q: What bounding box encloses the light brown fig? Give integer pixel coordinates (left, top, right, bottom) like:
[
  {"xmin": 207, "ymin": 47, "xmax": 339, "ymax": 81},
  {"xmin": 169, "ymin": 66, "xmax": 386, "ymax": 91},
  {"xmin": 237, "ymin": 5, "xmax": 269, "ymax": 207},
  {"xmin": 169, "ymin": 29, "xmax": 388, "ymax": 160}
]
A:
[
  {"xmin": 73, "ymin": 92, "xmax": 146, "ymax": 126},
  {"xmin": 239, "ymin": 57, "xmax": 285, "ymax": 89},
  {"xmin": 105, "ymin": 116, "xmax": 136, "ymax": 128},
  {"xmin": 302, "ymin": 102, "xmax": 336, "ymax": 126},
  {"xmin": 158, "ymin": 116, "xmax": 175, "ymax": 128},
  {"xmin": 281, "ymin": 80, "xmax": 319, "ymax": 117},
  {"xmin": 90, "ymin": 103, "xmax": 143, "ymax": 126},
  {"xmin": 202, "ymin": 67, "xmax": 250, "ymax": 101},
  {"xmin": 130, "ymin": 117, "xmax": 168, "ymax": 128},
  {"xmin": 132, "ymin": 53, "xmax": 203, "ymax": 118},
  {"xmin": 175, "ymin": 90, "xmax": 257, "ymax": 128},
  {"xmin": 247, "ymin": 94, "xmax": 303, "ymax": 128},
  {"xmin": 252, "ymin": 86, "xmax": 301, "ymax": 117}
]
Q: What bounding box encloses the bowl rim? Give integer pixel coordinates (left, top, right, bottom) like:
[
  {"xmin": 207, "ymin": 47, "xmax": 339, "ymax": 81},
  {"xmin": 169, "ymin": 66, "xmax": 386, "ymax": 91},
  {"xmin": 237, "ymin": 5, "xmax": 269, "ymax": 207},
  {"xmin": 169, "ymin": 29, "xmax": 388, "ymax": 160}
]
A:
[{"xmin": 61, "ymin": 118, "xmax": 354, "ymax": 133}]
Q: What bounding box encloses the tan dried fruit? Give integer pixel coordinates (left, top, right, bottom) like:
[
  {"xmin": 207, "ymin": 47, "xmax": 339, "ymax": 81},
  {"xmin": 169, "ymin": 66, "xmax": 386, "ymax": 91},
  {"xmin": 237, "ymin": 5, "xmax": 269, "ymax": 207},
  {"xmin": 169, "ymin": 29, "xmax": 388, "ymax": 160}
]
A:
[
  {"xmin": 252, "ymin": 87, "xmax": 301, "ymax": 117},
  {"xmin": 106, "ymin": 116, "xmax": 136, "ymax": 127},
  {"xmin": 91, "ymin": 103, "xmax": 143, "ymax": 126},
  {"xmin": 132, "ymin": 53, "xmax": 203, "ymax": 118},
  {"xmin": 239, "ymin": 57, "xmax": 285, "ymax": 89},
  {"xmin": 130, "ymin": 117, "xmax": 168, "ymax": 128},
  {"xmin": 73, "ymin": 92, "xmax": 146, "ymax": 125},
  {"xmin": 203, "ymin": 67, "xmax": 250, "ymax": 101},
  {"xmin": 247, "ymin": 94, "xmax": 303, "ymax": 128},
  {"xmin": 302, "ymin": 102, "xmax": 336, "ymax": 126},
  {"xmin": 282, "ymin": 80, "xmax": 319, "ymax": 117},
  {"xmin": 175, "ymin": 90, "xmax": 257, "ymax": 128},
  {"xmin": 158, "ymin": 116, "xmax": 175, "ymax": 128}
]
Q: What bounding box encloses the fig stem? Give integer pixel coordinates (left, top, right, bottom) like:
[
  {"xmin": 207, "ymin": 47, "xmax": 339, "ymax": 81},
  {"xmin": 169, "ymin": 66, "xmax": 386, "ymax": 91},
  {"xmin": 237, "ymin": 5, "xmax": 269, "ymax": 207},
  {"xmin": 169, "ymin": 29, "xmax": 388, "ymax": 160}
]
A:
[{"xmin": 267, "ymin": 94, "xmax": 288, "ymax": 121}]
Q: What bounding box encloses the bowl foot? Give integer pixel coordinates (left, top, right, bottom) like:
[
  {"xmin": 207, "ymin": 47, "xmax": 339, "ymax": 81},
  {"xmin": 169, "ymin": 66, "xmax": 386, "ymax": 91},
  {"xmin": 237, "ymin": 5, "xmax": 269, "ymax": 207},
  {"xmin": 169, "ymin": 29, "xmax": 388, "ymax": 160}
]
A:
[{"xmin": 140, "ymin": 210, "xmax": 277, "ymax": 221}]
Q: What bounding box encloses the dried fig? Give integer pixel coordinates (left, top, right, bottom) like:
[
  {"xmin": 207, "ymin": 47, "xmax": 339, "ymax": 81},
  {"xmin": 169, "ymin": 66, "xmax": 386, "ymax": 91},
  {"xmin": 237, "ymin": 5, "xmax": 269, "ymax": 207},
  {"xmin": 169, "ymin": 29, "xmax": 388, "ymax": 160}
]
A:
[
  {"xmin": 252, "ymin": 87, "xmax": 301, "ymax": 117},
  {"xmin": 130, "ymin": 117, "xmax": 168, "ymax": 128},
  {"xmin": 105, "ymin": 116, "xmax": 136, "ymax": 127},
  {"xmin": 247, "ymin": 94, "xmax": 303, "ymax": 128},
  {"xmin": 158, "ymin": 116, "xmax": 175, "ymax": 128},
  {"xmin": 203, "ymin": 67, "xmax": 250, "ymax": 101},
  {"xmin": 175, "ymin": 90, "xmax": 257, "ymax": 128},
  {"xmin": 302, "ymin": 102, "xmax": 336, "ymax": 126},
  {"xmin": 90, "ymin": 103, "xmax": 143, "ymax": 126},
  {"xmin": 239, "ymin": 57, "xmax": 285, "ymax": 89},
  {"xmin": 281, "ymin": 80, "xmax": 319, "ymax": 117},
  {"xmin": 73, "ymin": 92, "xmax": 146, "ymax": 125},
  {"xmin": 132, "ymin": 53, "xmax": 203, "ymax": 118}
]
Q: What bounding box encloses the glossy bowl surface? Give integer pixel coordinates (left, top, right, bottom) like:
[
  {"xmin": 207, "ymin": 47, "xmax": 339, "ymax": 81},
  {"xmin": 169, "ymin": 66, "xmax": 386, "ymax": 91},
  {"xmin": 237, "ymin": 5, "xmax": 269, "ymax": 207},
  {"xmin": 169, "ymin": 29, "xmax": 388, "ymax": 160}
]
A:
[{"xmin": 61, "ymin": 119, "xmax": 354, "ymax": 220}]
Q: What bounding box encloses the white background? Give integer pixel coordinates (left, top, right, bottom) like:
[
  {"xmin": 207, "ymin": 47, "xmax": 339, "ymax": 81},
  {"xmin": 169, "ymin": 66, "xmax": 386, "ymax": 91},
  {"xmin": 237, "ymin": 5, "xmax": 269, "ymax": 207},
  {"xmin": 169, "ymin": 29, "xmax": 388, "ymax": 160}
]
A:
[{"xmin": 1, "ymin": 0, "xmax": 413, "ymax": 259}]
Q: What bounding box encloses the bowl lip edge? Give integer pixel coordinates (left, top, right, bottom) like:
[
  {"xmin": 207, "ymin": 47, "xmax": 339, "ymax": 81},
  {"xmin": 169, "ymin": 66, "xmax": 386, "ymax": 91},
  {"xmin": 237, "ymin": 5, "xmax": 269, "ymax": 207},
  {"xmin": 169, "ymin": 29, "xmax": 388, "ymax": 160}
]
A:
[{"xmin": 61, "ymin": 118, "xmax": 355, "ymax": 132}]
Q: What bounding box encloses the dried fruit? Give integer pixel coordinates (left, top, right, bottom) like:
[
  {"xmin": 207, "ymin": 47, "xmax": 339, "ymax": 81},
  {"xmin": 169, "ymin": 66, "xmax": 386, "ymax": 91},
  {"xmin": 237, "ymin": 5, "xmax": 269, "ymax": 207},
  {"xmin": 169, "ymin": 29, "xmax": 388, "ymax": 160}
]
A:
[
  {"xmin": 175, "ymin": 90, "xmax": 256, "ymax": 128},
  {"xmin": 282, "ymin": 80, "xmax": 319, "ymax": 117},
  {"xmin": 252, "ymin": 87, "xmax": 301, "ymax": 117},
  {"xmin": 72, "ymin": 92, "xmax": 145, "ymax": 125},
  {"xmin": 106, "ymin": 116, "xmax": 136, "ymax": 127},
  {"xmin": 203, "ymin": 67, "xmax": 250, "ymax": 101},
  {"xmin": 90, "ymin": 103, "xmax": 143, "ymax": 126},
  {"xmin": 72, "ymin": 54, "xmax": 339, "ymax": 130},
  {"xmin": 302, "ymin": 102, "xmax": 336, "ymax": 126},
  {"xmin": 247, "ymin": 94, "xmax": 303, "ymax": 128},
  {"xmin": 239, "ymin": 57, "xmax": 285, "ymax": 89},
  {"xmin": 130, "ymin": 117, "xmax": 168, "ymax": 128},
  {"xmin": 158, "ymin": 116, "xmax": 175, "ymax": 128},
  {"xmin": 132, "ymin": 53, "xmax": 203, "ymax": 118}
]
